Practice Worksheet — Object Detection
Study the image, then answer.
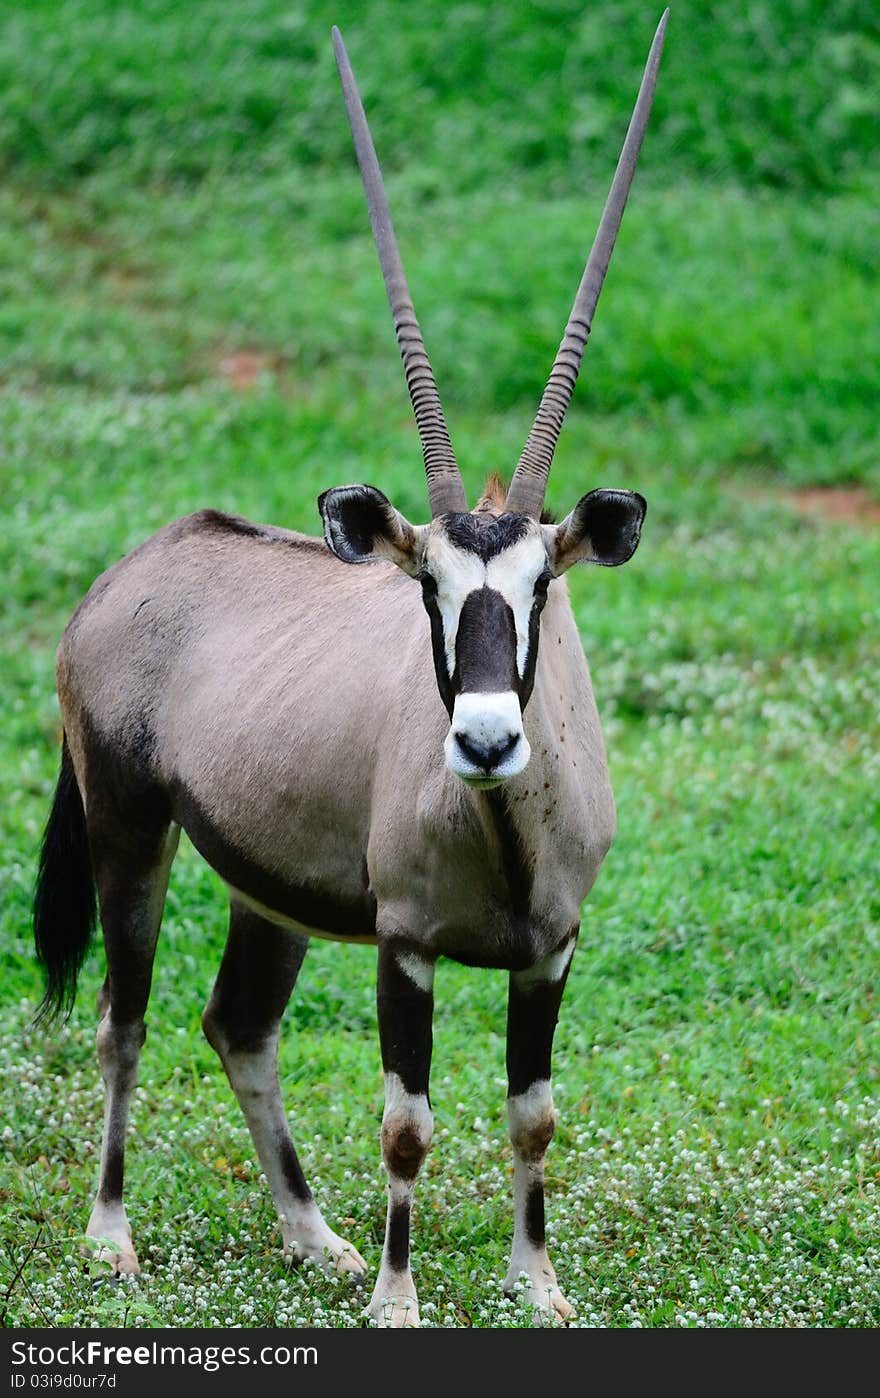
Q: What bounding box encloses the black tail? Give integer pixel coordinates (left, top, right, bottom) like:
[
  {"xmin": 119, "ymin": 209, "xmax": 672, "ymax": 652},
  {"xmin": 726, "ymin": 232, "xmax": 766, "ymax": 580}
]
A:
[{"xmin": 33, "ymin": 738, "xmax": 96, "ymax": 1023}]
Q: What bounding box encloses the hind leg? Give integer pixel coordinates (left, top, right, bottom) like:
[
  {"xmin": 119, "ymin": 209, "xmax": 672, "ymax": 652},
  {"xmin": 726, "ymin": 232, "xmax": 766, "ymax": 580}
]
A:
[
  {"xmin": 201, "ymin": 899, "xmax": 366, "ymax": 1277},
  {"xmin": 86, "ymin": 821, "xmax": 180, "ymax": 1275}
]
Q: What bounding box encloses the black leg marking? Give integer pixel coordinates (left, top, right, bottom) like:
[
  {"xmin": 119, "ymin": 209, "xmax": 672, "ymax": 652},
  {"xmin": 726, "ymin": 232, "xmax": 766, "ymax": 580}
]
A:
[
  {"xmin": 376, "ymin": 944, "xmax": 434, "ymax": 1100},
  {"xmin": 202, "ymin": 901, "xmax": 308, "ymax": 1055},
  {"xmin": 278, "ymin": 1137, "xmax": 312, "ymax": 1207},
  {"xmin": 368, "ymin": 943, "xmax": 436, "ymax": 1326},
  {"xmin": 97, "ymin": 1155, "xmax": 123, "ymax": 1208},
  {"xmin": 506, "ymin": 955, "xmax": 572, "ymax": 1098},
  {"xmin": 386, "ymin": 1200, "xmax": 410, "ymax": 1274},
  {"xmin": 525, "ymin": 1181, "xmax": 545, "ymax": 1248}
]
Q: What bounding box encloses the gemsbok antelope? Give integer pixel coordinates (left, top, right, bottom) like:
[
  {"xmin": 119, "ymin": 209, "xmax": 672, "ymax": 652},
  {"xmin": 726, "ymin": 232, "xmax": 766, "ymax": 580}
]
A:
[{"xmin": 34, "ymin": 14, "xmax": 668, "ymax": 1326}]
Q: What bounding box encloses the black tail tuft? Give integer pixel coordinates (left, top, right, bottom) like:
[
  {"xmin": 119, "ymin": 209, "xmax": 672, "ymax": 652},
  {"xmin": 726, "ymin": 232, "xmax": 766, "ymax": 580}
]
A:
[{"xmin": 33, "ymin": 738, "xmax": 96, "ymax": 1024}]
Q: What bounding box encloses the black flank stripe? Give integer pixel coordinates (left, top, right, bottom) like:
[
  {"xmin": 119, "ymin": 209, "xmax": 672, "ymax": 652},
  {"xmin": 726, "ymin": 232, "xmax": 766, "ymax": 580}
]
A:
[{"xmin": 170, "ymin": 779, "xmax": 377, "ymax": 939}]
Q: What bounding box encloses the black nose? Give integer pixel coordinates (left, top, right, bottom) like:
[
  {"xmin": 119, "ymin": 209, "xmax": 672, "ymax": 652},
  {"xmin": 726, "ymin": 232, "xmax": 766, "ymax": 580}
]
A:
[{"xmin": 454, "ymin": 731, "xmax": 519, "ymax": 772}]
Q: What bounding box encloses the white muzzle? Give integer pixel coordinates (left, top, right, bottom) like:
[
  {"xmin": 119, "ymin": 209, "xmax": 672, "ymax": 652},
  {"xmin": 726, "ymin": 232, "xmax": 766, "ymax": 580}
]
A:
[{"xmin": 444, "ymin": 691, "xmax": 531, "ymax": 787}]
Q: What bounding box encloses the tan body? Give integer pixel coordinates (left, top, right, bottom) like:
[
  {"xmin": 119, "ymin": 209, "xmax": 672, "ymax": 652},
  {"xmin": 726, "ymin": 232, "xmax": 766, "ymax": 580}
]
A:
[{"xmin": 59, "ymin": 510, "xmax": 615, "ymax": 971}]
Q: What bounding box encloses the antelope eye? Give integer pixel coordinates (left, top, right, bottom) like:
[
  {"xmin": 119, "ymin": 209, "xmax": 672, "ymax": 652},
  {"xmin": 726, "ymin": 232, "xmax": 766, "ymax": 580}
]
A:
[{"xmin": 534, "ymin": 569, "xmax": 552, "ymax": 600}]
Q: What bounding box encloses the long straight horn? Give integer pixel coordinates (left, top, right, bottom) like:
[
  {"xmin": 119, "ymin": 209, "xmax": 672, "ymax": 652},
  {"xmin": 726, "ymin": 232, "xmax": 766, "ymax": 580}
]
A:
[
  {"xmin": 332, "ymin": 27, "xmax": 468, "ymax": 517},
  {"xmin": 505, "ymin": 9, "xmax": 669, "ymax": 518}
]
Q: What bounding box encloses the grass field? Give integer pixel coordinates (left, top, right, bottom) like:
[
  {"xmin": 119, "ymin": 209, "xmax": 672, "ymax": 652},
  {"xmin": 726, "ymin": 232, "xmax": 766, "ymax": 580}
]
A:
[{"xmin": 1, "ymin": 0, "xmax": 878, "ymax": 1328}]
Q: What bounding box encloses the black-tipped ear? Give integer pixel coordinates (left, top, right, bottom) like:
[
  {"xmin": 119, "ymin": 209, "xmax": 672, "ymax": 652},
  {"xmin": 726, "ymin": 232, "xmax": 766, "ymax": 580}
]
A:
[
  {"xmin": 548, "ymin": 489, "xmax": 647, "ymax": 573},
  {"xmin": 318, "ymin": 484, "xmax": 423, "ymax": 573}
]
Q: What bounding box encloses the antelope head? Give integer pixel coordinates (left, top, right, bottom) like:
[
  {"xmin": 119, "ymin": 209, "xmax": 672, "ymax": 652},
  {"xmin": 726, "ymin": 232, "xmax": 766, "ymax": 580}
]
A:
[{"xmin": 320, "ymin": 17, "xmax": 666, "ymax": 788}]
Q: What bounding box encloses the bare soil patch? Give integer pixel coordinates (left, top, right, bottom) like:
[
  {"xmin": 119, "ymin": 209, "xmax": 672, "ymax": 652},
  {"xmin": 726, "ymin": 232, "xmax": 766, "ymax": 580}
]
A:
[
  {"xmin": 734, "ymin": 483, "xmax": 880, "ymax": 529},
  {"xmin": 216, "ymin": 349, "xmax": 283, "ymax": 390},
  {"xmin": 783, "ymin": 486, "xmax": 880, "ymax": 527}
]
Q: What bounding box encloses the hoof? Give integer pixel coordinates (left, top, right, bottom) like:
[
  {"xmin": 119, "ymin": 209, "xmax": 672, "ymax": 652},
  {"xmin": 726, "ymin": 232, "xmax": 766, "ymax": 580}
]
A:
[
  {"xmin": 284, "ymin": 1231, "xmax": 368, "ymax": 1280},
  {"xmin": 85, "ymin": 1207, "xmax": 140, "ymax": 1278},
  {"xmin": 330, "ymin": 1240, "xmax": 368, "ymax": 1279},
  {"xmin": 365, "ymin": 1292, "xmax": 421, "ymax": 1328},
  {"xmin": 531, "ymin": 1285, "xmax": 575, "ymax": 1325},
  {"xmin": 83, "ymin": 1237, "xmax": 140, "ymax": 1279},
  {"xmin": 504, "ymin": 1267, "xmax": 575, "ymax": 1325}
]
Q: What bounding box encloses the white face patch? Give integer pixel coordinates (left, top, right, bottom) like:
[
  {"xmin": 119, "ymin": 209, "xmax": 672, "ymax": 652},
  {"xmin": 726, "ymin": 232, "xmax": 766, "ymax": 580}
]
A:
[
  {"xmin": 424, "ymin": 531, "xmax": 548, "ymax": 681},
  {"xmin": 423, "ymin": 535, "xmax": 483, "ymax": 678}
]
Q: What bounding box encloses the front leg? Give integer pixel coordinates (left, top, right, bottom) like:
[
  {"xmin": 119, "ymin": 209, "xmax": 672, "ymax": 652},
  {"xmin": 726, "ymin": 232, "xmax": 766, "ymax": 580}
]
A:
[
  {"xmin": 366, "ymin": 942, "xmax": 435, "ymax": 1328},
  {"xmin": 504, "ymin": 935, "xmax": 577, "ymax": 1324}
]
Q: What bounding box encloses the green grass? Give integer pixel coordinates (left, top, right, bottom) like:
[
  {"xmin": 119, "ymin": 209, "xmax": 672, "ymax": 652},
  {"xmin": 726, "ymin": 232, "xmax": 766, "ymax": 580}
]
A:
[{"xmin": 1, "ymin": 0, "xmax": 879, "ymax": 1328}]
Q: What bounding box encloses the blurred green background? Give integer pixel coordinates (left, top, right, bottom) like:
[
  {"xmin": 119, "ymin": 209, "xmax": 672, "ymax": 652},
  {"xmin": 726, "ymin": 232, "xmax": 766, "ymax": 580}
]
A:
[
  {"xmin": 1, "ymin": 0, "xmax": 878, "ymax": 1327},
  {"xmin": 1, "ymin": 0, "xmax": 878, "ymax": 487}
]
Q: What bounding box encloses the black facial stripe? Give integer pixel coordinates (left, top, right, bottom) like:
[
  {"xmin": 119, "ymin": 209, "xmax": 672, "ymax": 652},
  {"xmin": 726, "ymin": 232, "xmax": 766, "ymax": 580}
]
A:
[
  {"xmin": 453, "ymin": 587, "xmax": 518, "ymax": 696},
  {"xmin": 420, "ymin": 577, "xmax": 455, "ymax": 718},
  {"xmin": 441, "ymin": 511, "xmax": 532, "ymax": 562},
  {"xmin": 520, "ymin": 574, "xmax": 551, "ymax": 707}
]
